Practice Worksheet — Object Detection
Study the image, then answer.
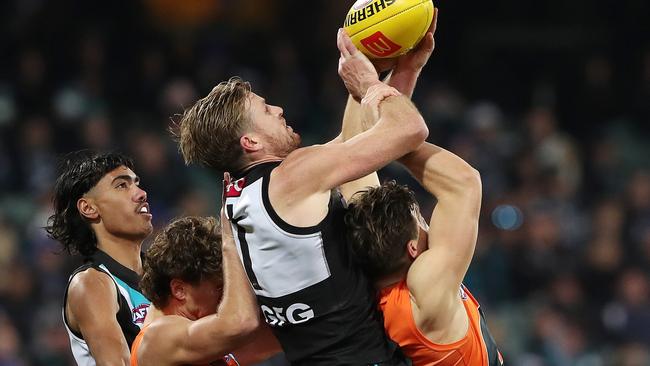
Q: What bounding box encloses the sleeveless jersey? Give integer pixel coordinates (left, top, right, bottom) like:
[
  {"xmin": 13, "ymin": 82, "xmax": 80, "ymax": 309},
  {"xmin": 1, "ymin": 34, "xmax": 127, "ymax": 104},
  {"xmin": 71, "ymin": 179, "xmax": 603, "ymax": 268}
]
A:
[
  {"xmin": 224, "ymin": 162, "xmax": 402, "ymax": 365},
  {"xmin": 130, "ymin": 324, "xmax": 240, "ymax": 366},
  {"xmin": 379, "ymin": 281, "xmax": 504, "ymax": 366},
  {"xmin": 62, "ymin": 250, "xmax": 150, "ymax": 366}
]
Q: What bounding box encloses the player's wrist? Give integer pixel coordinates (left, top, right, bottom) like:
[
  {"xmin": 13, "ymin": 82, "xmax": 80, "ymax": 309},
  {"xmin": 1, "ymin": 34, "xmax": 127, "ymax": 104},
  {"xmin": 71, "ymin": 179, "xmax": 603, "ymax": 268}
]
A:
[{"xmin": 360, "ymin": 79, "xmax": 383, "ymax": 99}]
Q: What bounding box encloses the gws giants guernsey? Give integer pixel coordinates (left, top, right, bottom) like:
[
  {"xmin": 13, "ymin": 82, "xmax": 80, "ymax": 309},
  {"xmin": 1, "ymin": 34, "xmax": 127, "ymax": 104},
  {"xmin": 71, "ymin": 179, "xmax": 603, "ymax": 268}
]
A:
[
  {"xmin": 63, "ymin": 250, "xmax": 150, "ymax": 366},
  {"xmin": 225, "ymin": 162, "xmax": 402, "ymax": 365}
]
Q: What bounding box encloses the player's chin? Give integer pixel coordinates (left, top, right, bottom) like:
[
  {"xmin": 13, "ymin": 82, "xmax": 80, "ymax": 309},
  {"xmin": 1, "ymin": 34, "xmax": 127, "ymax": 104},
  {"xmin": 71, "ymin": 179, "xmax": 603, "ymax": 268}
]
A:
[{"xmin": 143, "ymin": 224, "xmax": 154, "ymax": 237}]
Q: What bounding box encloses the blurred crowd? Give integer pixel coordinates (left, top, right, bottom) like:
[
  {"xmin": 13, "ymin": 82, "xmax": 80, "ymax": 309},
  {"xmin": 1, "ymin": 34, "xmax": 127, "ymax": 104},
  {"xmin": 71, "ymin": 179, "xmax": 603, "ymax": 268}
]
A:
[{"xmin": 0, "ymin": 0, "xmax": 648, "ymax": 365}]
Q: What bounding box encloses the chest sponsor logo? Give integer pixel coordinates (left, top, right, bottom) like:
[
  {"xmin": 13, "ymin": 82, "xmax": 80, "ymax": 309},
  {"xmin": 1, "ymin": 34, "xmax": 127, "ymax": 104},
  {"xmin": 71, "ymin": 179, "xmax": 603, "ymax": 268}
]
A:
[
  {"xmin": 225, "ymin": 177, "xmax": 246, "ymax": 198},
  {"xmin": 132, "ymin": 303, "xmax": 149, "ymax": 324},
  {"xmin": 261, "ymin": 303, "xmax": 314, "ymax": 327}
]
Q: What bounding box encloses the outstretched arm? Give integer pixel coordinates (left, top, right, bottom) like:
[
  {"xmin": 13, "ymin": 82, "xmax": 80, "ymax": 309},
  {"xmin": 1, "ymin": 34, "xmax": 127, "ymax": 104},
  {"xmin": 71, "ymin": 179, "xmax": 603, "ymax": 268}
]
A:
[
  {"xmin": 269, "ymin": 29, "xmax": 428, "ymax": 227},
  {"xmin": 338, "ymin": 10, "xmax": 438, "ymax": 202},
  {"xmin": 400, "ymin": 142, "xmax": 481, "ymax": 330}
]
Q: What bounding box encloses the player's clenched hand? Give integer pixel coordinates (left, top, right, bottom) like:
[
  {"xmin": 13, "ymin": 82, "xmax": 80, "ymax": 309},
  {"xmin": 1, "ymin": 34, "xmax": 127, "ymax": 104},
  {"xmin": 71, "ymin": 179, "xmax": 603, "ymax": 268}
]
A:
[
  {"xmin": 372, "ymin": 8, "xmax": 438, "ymax": 74},
  {"xmin": 395, "ymin": 7, "xmax": 437, "ymax": 73},
  {"xmin": 337, "ymin": 28, "xmax": 381, "ymax": 102}
]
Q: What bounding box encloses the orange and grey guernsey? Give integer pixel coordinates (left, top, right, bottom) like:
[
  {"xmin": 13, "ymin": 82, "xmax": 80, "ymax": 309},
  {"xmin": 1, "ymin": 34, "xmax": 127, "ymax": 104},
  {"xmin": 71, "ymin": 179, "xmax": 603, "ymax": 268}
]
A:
[
  {"xmin": 379, "ymin": 281, "xmax": 504, "ymax": 366},
  {"xmin": 130, "ymin": 325, "xmax": 240, "ymax": 366}
]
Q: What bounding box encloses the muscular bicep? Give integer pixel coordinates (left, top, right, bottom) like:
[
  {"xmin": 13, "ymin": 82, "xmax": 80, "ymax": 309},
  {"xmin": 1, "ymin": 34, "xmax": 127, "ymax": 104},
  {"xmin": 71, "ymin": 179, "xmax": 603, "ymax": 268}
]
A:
[
  {"xmin": 149, "ymin": 313, "xmax": 257, "ymax": 365},
  {"xmin": 407, "ymin": 182, "xmax": 481, "ymax": 310},
  {"xmin": 67, "ymin": 270, "xmax": 130, "ymax": 366},
  {"xmin": 402, "ymin": 144, "xmax": 482, "ymax": 311},
  {"xmin": 276, "ymin": 95, "xmax": 426, "ymax": 199}
]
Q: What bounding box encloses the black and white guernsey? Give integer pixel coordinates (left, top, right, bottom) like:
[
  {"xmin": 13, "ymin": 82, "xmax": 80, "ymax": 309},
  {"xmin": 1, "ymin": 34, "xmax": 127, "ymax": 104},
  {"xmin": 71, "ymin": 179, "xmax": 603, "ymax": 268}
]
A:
[{"xmin": 224, "ymin": 161, "xmax": 402, "ymax": 365}]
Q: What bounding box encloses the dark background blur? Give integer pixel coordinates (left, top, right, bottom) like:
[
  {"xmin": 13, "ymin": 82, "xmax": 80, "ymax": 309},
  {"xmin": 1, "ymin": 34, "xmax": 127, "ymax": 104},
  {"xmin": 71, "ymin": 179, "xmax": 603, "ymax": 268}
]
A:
[{"xmin": 0, "ymin": 0, "xmax": 649, "ymax": 365}]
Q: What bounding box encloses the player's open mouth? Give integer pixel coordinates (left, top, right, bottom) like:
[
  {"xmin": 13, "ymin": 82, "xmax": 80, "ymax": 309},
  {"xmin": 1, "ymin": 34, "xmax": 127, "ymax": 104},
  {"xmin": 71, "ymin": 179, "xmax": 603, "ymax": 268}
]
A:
[{"xmin": 137, "ymin": 203, "xmax": 152, "ymax": 218}]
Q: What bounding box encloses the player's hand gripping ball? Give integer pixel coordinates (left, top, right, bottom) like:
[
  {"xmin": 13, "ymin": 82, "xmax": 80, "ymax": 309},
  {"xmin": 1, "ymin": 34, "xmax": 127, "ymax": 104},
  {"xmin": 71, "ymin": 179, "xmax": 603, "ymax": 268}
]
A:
[{"xmin": 344, "ymin": 0, "xmax": 434, "ymax": 59}]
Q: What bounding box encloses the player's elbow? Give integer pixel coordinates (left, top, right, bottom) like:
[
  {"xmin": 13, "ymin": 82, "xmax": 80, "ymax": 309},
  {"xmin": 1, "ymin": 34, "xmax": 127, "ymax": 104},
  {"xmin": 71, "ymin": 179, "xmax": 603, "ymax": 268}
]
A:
[
  {"xmin": 403, "ymin": 114, "xmax": 429, "ymax": 148},
  {"xmin": 457, "ymin": 167, "xmax": 482, "ymax": 199},
  {"xmin": 223, "ymin": 311, "xmax": 260, "ymax": 339}
]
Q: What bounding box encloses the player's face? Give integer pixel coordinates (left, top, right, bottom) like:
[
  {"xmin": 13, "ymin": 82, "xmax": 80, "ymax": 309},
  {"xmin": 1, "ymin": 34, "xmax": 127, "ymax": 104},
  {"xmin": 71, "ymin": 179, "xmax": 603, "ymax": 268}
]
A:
[
  {"xmin": 247, "ymin": 92, "xmax": 301, "ymax": 157},
  {"xmin": 185, "ymin": 276, "xmax": 223, "ymax": 320},
  {"xmin": 86, "ymin": 166, "xmax": 153, "ymax": 241}
]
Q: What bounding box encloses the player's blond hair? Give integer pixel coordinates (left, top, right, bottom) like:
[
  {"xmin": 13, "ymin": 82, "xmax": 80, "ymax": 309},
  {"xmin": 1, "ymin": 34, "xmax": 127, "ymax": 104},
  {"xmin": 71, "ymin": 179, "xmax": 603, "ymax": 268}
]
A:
[{"xmin": 177, "ymin": 77, "xmax": 252, "ymax": 172}]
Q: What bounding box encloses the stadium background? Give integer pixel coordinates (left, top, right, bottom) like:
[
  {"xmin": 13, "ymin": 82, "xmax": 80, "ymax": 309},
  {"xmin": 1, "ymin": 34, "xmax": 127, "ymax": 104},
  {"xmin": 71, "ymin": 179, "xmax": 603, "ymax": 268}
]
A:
[{"xmin": 0, "ymin": 0, "xmax": 649, "ymax": 365}]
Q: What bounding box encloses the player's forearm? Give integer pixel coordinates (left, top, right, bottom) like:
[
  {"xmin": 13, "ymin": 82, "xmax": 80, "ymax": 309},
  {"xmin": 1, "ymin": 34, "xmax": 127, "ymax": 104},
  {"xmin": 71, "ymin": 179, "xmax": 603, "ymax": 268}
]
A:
[
  {"xmin": 386, "ymin": 69, "xmax": 420, "ymax": 98},
  {"xmin": 341, "ymin": 95, "xmax": 364, "ymax": 141},
  {"xmin": 376, "ymin": 95, "xmax": 428, "ymax": 150},
  {"xmin": 399, "ymin": 142, "xmax": 481, "ymax": 200},
  {"xmin": 90, "ymin": 341, "xmax": 130, "ymax": 366},
  {"xmin": 216, "ymin": 244, "xmax": 260, "ymax": 338}
]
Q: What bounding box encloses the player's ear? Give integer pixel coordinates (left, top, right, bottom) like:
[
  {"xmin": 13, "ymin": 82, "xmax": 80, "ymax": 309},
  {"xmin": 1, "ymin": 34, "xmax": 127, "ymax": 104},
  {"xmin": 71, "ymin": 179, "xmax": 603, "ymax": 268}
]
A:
[
  {"xmin": 406, "ymin": 239, "xmax": 419, "ymax": 260},
  {"xmin": 240, "ymin": 133, "xmax": 261, "ymax": 153},
  {"xmin": 170, "ymin": 279, "xmax": 187, "ymax": 301},
  {"xmin": 77, "ymin": 197, "xmax": 99, "ymax": 220}
]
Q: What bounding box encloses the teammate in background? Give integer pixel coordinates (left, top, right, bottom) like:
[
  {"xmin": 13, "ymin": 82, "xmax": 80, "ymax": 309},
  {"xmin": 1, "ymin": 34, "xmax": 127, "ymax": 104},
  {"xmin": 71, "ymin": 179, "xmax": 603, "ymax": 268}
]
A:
[
  {"xmin": 131, "ymin": 204, "xmax": 280, "ymax": 366},
  {"xmin": 46, "ymin": 151, "xmax": 153, "ymax": 366},
  {"xmin": 175, "ymin": 27, "xmax": 430, "ymax": 364}
]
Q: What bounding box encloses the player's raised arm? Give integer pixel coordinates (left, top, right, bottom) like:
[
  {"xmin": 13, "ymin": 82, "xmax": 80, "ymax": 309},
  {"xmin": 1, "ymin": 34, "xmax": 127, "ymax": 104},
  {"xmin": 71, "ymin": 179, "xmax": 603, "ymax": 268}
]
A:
[
  {"xmin": 338, "ymin": 9, "xmax": 439, "ymax": 201},
  {"xmin": 399, "ymin": 142, "xmax": 482, "ymax": 319},
  {"xmin": 273, "ymin": 29, "xmax": 428, "ymax": 202},
  {"xmin": 134, "ymin": 210, "xmax": 260, "ymax": 366}
]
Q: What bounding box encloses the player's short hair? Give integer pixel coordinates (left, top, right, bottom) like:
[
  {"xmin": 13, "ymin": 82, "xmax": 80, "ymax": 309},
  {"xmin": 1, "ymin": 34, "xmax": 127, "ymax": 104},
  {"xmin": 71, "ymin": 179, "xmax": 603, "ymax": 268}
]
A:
[
  {"xmin": 176, "ymin": 76, "xmax": 252, "ymax": 172},
  {"xmin": 46, "ymin": 150, "xmax": 135, "ymax": 257},
  {"xmin": 140, "ymin": 216, "xmax": 223, "ymax": 308},
  {"xmin": 345, "ymin": 181, "xmax": 419, "ymax": 279}
]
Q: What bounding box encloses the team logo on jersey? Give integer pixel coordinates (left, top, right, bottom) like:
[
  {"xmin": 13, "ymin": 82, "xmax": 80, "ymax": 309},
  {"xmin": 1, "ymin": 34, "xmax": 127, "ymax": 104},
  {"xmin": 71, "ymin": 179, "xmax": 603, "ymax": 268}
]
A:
[
  {"xmin": 225, "ymin": 177, "xmax": 246, "ymax": 198},
  {"xmin": 132, "ymin": 303, "xmax": 149, "ymax": 324},
  {"xmin": 360, "ymin": 31, "xmax": 401, "ymax": 57}
]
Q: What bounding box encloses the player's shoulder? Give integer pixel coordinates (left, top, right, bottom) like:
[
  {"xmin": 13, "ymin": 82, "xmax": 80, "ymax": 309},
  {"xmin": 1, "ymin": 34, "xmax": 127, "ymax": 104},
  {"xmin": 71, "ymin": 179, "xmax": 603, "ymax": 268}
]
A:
[
  {"xmin": 142, "ymin": 315, "xmax": 191, "ymax": 346},
  {"xmin": 67, "ymin": 267, "xmax": 117, "ymax": 302},
  {"xmin": 280, "ymin": 144, "xmax": 328, "ymax": 166}
]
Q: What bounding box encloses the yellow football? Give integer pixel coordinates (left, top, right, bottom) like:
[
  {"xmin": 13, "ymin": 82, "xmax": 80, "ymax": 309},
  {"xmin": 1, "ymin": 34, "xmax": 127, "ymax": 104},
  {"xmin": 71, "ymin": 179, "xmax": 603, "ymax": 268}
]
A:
[{"xmin": 343, "ymin": 0, "xmax": 434, "ymax": 59}]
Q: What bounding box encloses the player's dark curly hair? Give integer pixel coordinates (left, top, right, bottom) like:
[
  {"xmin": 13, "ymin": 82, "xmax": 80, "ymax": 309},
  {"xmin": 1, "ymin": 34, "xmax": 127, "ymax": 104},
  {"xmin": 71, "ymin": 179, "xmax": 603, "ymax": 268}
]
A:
[
  {"xmin": 140, "ymin": 216, "xmax": 223, "ymax": 309},
  {"xmin": 345, "ymin": 181, "xmax": 419, "ymax": 280},
  {"xmin": 45, "ymin": 150, "xmax": 134, "ymax": 257}
]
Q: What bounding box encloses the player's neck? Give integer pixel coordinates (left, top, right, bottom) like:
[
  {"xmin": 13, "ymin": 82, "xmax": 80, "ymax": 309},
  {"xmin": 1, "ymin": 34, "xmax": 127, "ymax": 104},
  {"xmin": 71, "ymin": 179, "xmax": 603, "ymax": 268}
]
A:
[
  {"xmin": 164, "ymin": 302, "xmax": 196, "ymax": 320},
  {"xmin": 375, "ymin": 271, "xmax": 407, "ymax": 290},
  {"xmin": 240, "ymin": 156, "xmax": 283, "ymax": 172},
  {"xmin": 96, "ymin": 235, "xmax": 143, "ymax": 275}
]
